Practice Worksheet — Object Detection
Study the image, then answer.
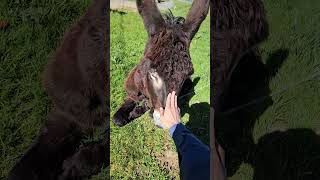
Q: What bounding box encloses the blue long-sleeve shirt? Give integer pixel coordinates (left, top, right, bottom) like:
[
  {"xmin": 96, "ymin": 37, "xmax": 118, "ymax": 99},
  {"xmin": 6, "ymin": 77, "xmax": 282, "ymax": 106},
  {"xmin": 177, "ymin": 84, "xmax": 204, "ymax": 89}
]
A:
[{"xmin": 169, "ymin": 123, "xmax": 210, "ymax": 180}]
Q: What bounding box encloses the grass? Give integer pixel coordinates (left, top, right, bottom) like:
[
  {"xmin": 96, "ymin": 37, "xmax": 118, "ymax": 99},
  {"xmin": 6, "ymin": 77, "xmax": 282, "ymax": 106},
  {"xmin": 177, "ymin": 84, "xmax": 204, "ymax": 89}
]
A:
[
  {"xmin": 225, "ymin": 0, "xmax": 320, "ymax": 179},
  {"xmin": 110, "ymin": 0, "xmax": 210, "ymax": 179},
  {"xmin": 0, "ymin": 0, "xmax": 108, "ymax": 179},
  {"xmin": 258, "ymin": 0, "xmax": 320, "ymax": 135}
]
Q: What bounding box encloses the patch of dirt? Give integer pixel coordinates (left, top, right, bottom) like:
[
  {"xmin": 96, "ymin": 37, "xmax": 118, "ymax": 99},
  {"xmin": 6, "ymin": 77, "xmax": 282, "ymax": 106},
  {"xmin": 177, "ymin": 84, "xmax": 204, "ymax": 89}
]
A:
[
  {"xmin": 0, "ymin": 20, "xmax": 9, "ymax": 30},
  {"xmin": 158, "ymin": 150, "xmax": 179, "ymax": 172},
  {"xmin": 110, "ymin": 0, "xmax": 175, "ymax": 12},
  {"xmin": 110, "ymin": 0, "xmax": 137, "ymax": 12},
  {"xmin": 150, "ymin": 134, "xmax": 180, "ymax": 179}
]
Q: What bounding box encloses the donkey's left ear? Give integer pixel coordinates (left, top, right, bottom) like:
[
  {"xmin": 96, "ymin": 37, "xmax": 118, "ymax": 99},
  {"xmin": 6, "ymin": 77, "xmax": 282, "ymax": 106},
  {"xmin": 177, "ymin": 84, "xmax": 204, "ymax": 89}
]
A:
[
  {"xmin": 183, "ymin": 0, "xmax": 209, "ymax": 40},
  {"xmin": 137, "ymin": 0, "xmax": 165, "ymax": 36}
]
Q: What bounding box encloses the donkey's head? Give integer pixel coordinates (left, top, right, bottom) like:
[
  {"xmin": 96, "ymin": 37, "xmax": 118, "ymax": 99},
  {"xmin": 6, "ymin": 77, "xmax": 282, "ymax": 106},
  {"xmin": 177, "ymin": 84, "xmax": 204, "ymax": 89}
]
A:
[
  {"xmin": 136, "ymin": 0, "xmax": 209, "ymax": 109},
  {"xmin": 113, "ymin": 0, "xmax": 209, "ymax": 126}
]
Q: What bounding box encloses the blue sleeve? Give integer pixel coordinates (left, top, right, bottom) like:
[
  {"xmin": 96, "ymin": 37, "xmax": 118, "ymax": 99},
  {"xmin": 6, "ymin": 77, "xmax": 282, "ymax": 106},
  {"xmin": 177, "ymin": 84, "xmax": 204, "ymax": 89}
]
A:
[
  {"xmin": 172, "ymin": 123, "xmax": 210, "ymax": 180},
  {"xmin": 169, "ymin": 124, "xmax": 177, "ymax": 137}
]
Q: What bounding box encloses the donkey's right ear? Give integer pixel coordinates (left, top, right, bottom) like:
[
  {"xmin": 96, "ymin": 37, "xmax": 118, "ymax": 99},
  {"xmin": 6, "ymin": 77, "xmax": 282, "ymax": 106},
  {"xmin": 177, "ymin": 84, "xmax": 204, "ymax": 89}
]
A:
[
  {"xmin": 136, "ymin": 0, "xmax": 165, "ymax": 36},
  {"xmin": 183, "ymin": 0, "xmax": 209, "ymax": 40}
]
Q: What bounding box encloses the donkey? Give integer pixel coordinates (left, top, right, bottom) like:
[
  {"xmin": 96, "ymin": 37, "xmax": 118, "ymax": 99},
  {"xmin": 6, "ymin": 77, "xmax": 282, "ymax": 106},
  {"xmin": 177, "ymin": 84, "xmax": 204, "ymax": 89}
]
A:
[
  {"xmin": 211, "ymin": 0, "xmax": 269, "ymax": 179},
  {"xmin": 211, "ymin": 0, "xmax": 269, "ymax": 110},
  {"xmin": 8, "ymin": 0, "xmax": 109, "ymax": 179},
  {"xmin": 112, "ymin": 0, "xmax": 210, "ymax": 127}
]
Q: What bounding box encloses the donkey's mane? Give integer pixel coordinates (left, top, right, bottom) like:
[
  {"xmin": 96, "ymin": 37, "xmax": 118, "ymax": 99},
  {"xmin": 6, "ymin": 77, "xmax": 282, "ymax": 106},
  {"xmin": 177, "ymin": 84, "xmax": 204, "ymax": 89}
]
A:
[
  {"xmin": 146, "ymin": 10, "xmax": 192, "ymax": 94},
  {"xmin": 162, "ymin": 10, "xmax": 185, "ymax": 27}
]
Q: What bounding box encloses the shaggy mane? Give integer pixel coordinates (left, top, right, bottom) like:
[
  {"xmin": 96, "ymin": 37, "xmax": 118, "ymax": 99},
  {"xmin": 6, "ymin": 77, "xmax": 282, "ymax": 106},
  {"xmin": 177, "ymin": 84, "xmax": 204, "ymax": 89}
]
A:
[{"xmin": 162, "ymin": 10, "xmax": 186, "ymax": 27}]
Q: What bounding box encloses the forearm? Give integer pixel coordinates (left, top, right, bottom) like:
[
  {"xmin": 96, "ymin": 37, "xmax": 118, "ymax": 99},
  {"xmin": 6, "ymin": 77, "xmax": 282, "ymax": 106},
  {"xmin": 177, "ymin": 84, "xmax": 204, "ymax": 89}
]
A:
[
  {"xmin": 171, "ymin": 123, "xmax": 210, "ymax": 180},
  {"xmin": 172, "ymin": 123, "xmax": 209, "ymax": 152}
]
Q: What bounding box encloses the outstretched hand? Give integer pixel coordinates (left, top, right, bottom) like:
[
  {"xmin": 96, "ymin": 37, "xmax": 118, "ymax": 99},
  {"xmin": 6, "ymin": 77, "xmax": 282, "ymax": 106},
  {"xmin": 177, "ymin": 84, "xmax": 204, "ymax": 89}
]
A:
[{"xmin": 159, "ymin": 91, "xmax": 181, "ymax": 129}]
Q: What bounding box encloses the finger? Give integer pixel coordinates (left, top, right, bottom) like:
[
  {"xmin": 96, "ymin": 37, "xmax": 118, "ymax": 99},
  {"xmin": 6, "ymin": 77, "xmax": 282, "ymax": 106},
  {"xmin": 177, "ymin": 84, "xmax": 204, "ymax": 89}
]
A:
[
  {"xmin": 166, "ymin": 93, "xmax": 171, "ymax": 109},
  {"xmin": 174, "ymin": 94, "xmax": 178, "ymax": 110},
  {"xmin": 159, "ymin": 107, "xmax": 164, "ymax": 116},
  {"xmin": 171, "ymin": 91, "xmax": 175, "ymax": 111},
  {"xmin": 173, "ymin": 92, "xmax": 178, "ymax": 120},
  {"xmin": 173, "ymin": 95, "xmax": 178, "ymax": 119}
]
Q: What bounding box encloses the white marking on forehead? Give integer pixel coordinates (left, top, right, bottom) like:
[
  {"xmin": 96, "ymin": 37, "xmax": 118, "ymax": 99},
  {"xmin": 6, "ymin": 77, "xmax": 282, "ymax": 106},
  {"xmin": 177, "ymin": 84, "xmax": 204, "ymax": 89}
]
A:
[{"xmin": 149, "ymin": 71, "xmax": 164, "ymax": 90}]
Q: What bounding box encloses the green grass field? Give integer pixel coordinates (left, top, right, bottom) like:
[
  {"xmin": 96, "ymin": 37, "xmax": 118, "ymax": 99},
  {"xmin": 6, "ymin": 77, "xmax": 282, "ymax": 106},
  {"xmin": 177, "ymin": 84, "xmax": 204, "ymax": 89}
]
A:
[
  {"xmin": 259, "ymin": 0, "xmax": 320, "ymax": 133},
  {"xmin": 110, "ymin": 0, "xmax": 210, "ymax": 179}
]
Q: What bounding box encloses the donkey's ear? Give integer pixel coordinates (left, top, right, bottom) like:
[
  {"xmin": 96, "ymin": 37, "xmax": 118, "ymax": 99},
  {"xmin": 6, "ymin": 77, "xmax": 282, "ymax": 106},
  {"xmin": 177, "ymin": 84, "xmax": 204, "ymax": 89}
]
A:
[
  {"xmin": 136, "ymin": 0, "xmax": 165, "ymax": 36},
  {"xmin": 183, "ymin": 0, "xmax": 209, "ymax": 40}
]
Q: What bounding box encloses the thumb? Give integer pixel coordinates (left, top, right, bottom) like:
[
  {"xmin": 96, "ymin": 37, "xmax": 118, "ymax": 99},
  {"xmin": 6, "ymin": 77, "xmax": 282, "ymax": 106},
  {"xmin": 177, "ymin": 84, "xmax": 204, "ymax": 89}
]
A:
[{"xmin": 159, "ymin": 107, "xmax": 164, "ymax": 116}]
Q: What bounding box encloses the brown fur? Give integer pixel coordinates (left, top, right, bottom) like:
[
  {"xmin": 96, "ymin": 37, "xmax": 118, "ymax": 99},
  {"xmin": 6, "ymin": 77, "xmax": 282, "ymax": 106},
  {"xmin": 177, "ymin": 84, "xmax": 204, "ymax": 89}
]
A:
[
  {"xmin": 210, "ymin": 0, "xmax": 269, "ymax": 179},
  {"xmin": 211, "ymin": 0, "xmax": 269, "ymax": 109}
]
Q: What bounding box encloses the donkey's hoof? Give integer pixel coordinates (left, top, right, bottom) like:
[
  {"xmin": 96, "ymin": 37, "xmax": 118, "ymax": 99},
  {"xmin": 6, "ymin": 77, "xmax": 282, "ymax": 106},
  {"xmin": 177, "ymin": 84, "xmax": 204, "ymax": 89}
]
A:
[
  {"xmin": 112, "ymin": 113, "xmax": 128, "ymax": 127},
  {"xmin": 58, "ymin": 144, "xmax": 105, "ymax": 180},
  {"xmin": 112, "ymin": 118, "xmax": 127, "ymax": 127}
]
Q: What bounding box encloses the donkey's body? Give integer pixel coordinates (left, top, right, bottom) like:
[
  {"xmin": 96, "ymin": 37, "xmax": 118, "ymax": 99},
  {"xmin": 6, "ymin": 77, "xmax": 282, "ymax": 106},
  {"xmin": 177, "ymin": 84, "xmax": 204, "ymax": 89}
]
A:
[
  {"xmin": 8, "ymin": 0, "xmax": 109, "ymax": 179},
  {"xmin": 211, "ymin": 0, "xmax": 269, "ymax": 109},
  {"xmin": 113, "ymin": 0, "xmax": 209, "ymax": 126},
  {"xmin": 211, "ymin": 0, "xmax": 269, "ymax": 179}
]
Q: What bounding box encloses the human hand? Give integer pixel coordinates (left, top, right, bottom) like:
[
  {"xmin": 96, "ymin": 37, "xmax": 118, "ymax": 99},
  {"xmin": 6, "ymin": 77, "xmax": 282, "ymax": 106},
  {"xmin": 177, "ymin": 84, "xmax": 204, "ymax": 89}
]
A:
[{"xmin": 159, "ymin": 91, "xmax": 181, "ymax": 129}]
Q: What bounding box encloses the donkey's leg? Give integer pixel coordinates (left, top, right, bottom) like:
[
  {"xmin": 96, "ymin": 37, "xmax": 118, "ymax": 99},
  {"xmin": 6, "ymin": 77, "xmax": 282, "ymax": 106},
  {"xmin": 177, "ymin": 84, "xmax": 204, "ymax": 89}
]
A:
[
  {"xmin": 112, "ymin": 97, "xmax": 149, "ymax": 126},
  {"xmin": 8, "ymin": 109, "xmax": 83, "ymax": 180},
  {"xmin": 58, "ymin": 135, "xmax": 109, "ymax": 180}
]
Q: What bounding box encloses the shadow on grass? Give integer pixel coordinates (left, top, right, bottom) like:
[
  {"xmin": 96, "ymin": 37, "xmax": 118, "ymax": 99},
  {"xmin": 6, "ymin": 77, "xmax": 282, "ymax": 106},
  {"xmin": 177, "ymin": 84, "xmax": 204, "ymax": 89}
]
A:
[
  {"xmin": 185, "ymin": 102, "xmax": 210, "ymax": 145},
  {"xmin": 178, "ymin": 77, "xmax": 210, "ymax": 145},
  {"xmin": 251, "ymin": 128, "xmax": 320, "ymax": 180},
  {"xmin": 216, "ymin": 49, "xmax": 294, "ymax": 177}
]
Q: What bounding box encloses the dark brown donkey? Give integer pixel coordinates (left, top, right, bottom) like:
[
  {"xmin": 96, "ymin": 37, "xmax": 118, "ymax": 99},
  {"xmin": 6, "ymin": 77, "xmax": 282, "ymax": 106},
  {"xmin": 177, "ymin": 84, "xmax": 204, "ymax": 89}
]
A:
[
  {"xmin": 211, "ymin": 0, "xmax": 269, "ymax": 179},
  {"xmin": 8, "ymin": 0, "xmax": 109, "ymax": 179},
  {"xmin": 112, "ymin": 0, "xmax": 209, "ymax": 127}
]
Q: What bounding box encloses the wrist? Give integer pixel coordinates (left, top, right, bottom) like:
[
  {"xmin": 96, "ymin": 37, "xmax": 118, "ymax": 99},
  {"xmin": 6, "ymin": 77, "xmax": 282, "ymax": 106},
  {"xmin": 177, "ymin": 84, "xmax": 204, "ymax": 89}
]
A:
[{"xmin": 168, "ymin": 122, "xmax": 180, "ymax": 137}]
